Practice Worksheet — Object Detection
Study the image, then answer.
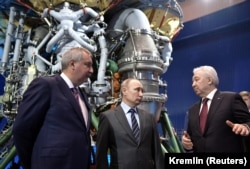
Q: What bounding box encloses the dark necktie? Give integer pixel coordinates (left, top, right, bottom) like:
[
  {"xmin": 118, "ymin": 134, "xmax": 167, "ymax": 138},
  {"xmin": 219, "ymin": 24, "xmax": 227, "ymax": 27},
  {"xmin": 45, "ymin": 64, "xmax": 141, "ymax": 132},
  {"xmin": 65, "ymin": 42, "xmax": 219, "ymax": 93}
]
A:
[
  {"xmin": 71, "ymin": 87, "xmax": 88, "ymax": 125},
  {"xmin": 129, "ymin": 108, "xmax": 140, "ymax": 144},
  {"xmin": 72, "ymin": 87, "xmax": 79, "ymax": 101},
  {"xmin": 199, "ymin": 98, "xmax": 209, "ymax": 134}
]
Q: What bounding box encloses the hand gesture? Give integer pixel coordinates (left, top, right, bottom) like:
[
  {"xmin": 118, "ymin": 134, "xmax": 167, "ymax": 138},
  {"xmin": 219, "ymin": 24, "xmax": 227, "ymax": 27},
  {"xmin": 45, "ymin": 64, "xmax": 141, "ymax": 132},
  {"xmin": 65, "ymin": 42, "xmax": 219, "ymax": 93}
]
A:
[{"xmin": 226, "ymin": 120, "xmax": 250, "ymax": 136}]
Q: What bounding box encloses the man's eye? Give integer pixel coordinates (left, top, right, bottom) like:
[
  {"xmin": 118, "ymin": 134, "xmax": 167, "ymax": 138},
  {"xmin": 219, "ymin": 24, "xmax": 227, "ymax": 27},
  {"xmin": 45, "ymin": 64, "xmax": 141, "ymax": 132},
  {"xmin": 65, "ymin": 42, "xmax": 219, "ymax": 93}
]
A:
[
  {"xmin": 84, "ymin": 62, "xmax": 92, "ymax": 67},
  {"xmin": 135, "ymin": 88, "xmax": 143, "ymax": 92}
]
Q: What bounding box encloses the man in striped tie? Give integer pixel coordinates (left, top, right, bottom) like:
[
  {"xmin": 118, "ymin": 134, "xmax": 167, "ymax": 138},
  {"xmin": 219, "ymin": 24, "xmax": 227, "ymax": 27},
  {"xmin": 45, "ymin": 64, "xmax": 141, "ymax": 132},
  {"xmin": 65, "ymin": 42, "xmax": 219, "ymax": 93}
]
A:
[{"xmin": 96, "ymin": 78, "xmax": 164, "ymax": 169}]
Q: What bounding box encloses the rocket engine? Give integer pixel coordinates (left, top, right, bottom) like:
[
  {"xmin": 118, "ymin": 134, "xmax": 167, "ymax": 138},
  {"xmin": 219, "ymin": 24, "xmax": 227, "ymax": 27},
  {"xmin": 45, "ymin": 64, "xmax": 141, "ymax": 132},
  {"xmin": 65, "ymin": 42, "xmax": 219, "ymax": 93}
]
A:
[{"xmin": 0, "ymin": 0, "xmax": 184, "ymax": 167}]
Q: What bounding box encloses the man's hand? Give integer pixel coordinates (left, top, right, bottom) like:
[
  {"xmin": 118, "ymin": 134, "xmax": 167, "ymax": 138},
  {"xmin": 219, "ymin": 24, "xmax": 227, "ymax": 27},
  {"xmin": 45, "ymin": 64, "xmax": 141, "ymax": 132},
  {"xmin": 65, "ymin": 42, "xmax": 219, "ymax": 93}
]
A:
[
  {"xmin": 181, "ymin": 131, "xmax": 193, "ymax": 150},
  {"xmin": 226, "ymin": 120, "xmax": 250, "ymax": 136}
]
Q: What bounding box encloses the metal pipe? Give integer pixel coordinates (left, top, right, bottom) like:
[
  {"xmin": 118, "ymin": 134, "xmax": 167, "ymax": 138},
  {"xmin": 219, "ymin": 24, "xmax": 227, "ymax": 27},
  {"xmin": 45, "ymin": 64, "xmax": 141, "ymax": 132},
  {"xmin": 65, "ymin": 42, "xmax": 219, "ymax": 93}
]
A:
[
  {"xmin": 0, "ymin": 126, "xmax": 12, "ymax": 147},
  {"xmin": 0, "ymin": 145, "xmax": 17, "ymax": 169},
  {"xmin": 163, "ymin": 111, "xmax": 182, "ymax": 153},
  {"xmin": 12, "ymin": 12, "xmax": 25, "ymax": 63},
  {"xmin": 1, "ymin": 7, "xmax": 15, "ymax": 73}
]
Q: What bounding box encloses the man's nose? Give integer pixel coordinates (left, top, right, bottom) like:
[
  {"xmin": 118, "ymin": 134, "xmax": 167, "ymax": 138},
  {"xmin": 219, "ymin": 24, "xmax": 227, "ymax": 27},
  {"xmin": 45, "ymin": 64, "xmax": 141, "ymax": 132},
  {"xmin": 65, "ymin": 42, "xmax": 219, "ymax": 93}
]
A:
[
  {"xmin": 192, "ymin": 81, "xmax": 195, "ymax": 87},
  {"xmin": 90, "ymin": 67, "xmax": 94, "ymax": 73}
]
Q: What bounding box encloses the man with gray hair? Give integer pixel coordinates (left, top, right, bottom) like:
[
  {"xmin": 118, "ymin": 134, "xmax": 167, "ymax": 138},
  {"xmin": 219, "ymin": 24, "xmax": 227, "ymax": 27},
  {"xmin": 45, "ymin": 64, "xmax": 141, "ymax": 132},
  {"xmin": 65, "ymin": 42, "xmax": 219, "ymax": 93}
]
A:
[
  {"xmin": 13, "ymin": 47, "xmax": 94, "ymax": 169},
  {"xmin": 182, "ymin": 65, "xmax": 250, "ymax": 152}
]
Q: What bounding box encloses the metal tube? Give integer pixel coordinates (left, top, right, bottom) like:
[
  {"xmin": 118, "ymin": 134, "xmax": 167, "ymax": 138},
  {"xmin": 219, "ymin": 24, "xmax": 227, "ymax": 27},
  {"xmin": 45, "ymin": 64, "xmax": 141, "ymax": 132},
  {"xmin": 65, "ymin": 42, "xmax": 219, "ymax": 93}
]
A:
[
  {"xmin": 0, "ymin": 145, "xmax": 17, "ymax": 169},
  {"xmin": 163, "ymin": 111, "xmax": 182, "ymax": 153},
  {"xmin": 1, "ymin": 7, "xmax": 15, "ymax": 73},
  {"xmin": 12, "ymin": 12, "xmax": 25, "ymax": 64}
]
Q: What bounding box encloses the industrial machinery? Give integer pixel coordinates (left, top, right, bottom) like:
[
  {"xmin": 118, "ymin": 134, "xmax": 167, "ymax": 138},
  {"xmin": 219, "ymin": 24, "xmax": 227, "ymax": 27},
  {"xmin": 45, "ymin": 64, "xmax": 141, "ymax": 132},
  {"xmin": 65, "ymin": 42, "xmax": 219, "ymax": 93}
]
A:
[{"xmin": 0, "ymin": 0, "xmax": 184, "ymax": 168}]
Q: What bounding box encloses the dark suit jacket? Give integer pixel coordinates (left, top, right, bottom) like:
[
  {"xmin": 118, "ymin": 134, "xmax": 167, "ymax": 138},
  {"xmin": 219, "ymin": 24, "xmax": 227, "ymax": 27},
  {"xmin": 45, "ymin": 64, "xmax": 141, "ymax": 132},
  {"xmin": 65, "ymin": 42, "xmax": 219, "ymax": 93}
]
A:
[
  {"xmin": 12, "ymin": 74, "xmax": 92, "ymax": 169},
  {"xmin": 187, "ymin": 90, "xmax": 250, "ymax": 152},
  {"xmin": 95, "ymin": 105, "xmax": 164, "ymax": 169}
]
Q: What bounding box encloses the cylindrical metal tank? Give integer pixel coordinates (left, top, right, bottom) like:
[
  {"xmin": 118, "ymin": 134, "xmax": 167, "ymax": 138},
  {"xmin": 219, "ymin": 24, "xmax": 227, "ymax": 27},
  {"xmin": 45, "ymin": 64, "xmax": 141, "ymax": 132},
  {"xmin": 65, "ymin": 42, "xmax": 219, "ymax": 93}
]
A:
[{"xmin": 118, "ymin": 29, "xmax": 166, "ymax": 121}]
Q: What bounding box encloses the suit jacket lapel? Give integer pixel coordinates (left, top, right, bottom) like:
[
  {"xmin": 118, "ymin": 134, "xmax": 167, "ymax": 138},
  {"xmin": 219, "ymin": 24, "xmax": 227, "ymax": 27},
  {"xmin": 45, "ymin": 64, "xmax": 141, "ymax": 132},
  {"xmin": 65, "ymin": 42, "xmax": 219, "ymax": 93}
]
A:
[
  {"xmin": 78, "ymin": 87, "xmax": 91, "ymax": 111},
  {"xmin": 205, "ymin": 91, "xmax": 223, "ymax": 132},
  {"xmin": 78, "ymin": 87, "xmax": 92, "ymax": 129},
  {"xmin": 137, "ymin": 109, "xmax": 145, "ymax": 144},
  {"xmin": 114, "ymin": 106, "xmax": 137, "ymax": 143},
  {"xmin": 55, "ymin": 75, "xmax": 86, "ymax": 126}
]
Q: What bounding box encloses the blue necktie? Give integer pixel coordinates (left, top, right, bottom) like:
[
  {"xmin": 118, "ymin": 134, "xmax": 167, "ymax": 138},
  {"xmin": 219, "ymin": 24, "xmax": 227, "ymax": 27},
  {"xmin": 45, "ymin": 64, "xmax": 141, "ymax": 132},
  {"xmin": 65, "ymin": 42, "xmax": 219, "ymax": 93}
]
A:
[{"xmin": 129, "ymin": 108, "xmax": 140, "ymax": 144}]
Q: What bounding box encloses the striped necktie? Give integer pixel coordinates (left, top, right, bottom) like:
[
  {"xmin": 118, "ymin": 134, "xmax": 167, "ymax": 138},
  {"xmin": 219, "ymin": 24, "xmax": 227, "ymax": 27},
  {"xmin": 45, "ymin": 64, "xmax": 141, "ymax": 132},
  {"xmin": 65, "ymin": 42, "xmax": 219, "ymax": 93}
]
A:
[{"xmin": 129, "ymin": 108, "xmax": 140, "ymax": 144}]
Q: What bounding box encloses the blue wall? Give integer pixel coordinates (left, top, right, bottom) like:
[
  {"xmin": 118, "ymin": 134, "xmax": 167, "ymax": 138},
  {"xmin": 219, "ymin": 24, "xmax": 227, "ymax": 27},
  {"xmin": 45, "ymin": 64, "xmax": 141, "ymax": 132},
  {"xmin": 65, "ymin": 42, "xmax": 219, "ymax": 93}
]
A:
[{"xmin": 163, "ymin": 1, "xmax": 250, "ymax": 132}]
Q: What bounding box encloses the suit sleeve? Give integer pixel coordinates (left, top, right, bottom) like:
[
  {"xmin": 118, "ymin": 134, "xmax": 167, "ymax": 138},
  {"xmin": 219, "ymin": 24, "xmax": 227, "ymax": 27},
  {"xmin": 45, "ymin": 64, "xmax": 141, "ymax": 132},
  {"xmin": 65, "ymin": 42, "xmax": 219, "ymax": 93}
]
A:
[
  {"xmin": 95, "ymin": 113, "xmax": 110, "ymax": 169},
  {"xmin": 151, "ymin": 114, "xmax": 165, "ymax": 169},
  {"xmin": 233, "ymin": 93, "xmax": 250, "ymax": 127},
  {"xmin": 12, "ymin": 77, "xmax": 50, "ymax": 169}
]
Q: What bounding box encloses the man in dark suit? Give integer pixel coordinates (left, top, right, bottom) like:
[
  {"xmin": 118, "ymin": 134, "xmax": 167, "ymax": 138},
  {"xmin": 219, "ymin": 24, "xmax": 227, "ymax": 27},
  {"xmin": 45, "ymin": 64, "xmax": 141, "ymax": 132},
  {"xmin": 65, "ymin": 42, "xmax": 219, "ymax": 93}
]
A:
[
  {"xmin": 12, "ymin": 47, "xmax": 93, "ymax": 169},
  {"xmin": 182, "ymin": 65, "xmax": 250, "ymax": 152},
  {"xmin": 95, "ymin": 78, "xmax": 164, "ymax": 169},
  {"xmin": 239, "ymin": 90, "xmax": 250, "ymax": 152}
]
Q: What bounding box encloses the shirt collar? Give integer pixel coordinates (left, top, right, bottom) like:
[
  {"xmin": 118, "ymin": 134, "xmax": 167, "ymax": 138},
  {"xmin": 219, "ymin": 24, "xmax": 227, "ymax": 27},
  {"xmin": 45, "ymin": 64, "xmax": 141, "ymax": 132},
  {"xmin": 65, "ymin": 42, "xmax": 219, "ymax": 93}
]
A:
[
  {"xmin": 121, "ymin": 102, "xmax": 137, "ymax": 114},
  {"xmin": 205, "ymin": 88, "xmax": 217, "ymax": 100},
  {"xmin": 60, "ymin": 73, "xmax": 74, "ymax": 88}
]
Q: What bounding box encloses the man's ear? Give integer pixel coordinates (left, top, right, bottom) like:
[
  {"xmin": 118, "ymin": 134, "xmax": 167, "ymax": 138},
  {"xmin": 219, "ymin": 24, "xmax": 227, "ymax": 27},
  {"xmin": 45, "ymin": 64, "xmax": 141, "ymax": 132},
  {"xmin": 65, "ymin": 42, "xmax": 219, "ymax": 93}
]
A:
[
  {"xmin": 69, "ymin": 60, "xmax": 75, "ymax": 70},
  {"xmin": 208, "ymin": 77, "xmax": 213, "ymax": 85},
  {"xmin": 121, "ymin": 87, "xmax": 126, "ymax": 96}
]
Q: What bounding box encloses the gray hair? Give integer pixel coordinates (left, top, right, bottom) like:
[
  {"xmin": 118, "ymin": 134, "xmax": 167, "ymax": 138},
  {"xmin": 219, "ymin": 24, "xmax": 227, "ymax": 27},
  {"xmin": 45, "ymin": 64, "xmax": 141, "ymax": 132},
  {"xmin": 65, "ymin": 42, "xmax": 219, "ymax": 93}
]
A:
[
  {"xmin": 193, "ymin": 65, "xmax": 219, "ymax": 87},
  {"xmin": 61, "ymin": 47, "xmax": 92, "ymax": 70},
  {"xmin": 239, "ymin": 91, "xmax": 250, "ymax": 97}
]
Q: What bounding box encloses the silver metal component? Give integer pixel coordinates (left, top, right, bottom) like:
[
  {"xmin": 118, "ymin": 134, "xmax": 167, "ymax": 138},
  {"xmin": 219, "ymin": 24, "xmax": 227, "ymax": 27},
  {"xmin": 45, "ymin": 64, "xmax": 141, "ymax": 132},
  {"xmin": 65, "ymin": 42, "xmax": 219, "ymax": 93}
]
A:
[
  {"xmin": 117, "ymin": 28, "xmax": 166, "ymax": 121},
  {"xmin": 0, "ymin": 1, "xmax": 185, "ymax": 161}
]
